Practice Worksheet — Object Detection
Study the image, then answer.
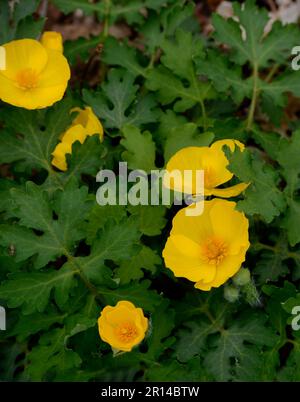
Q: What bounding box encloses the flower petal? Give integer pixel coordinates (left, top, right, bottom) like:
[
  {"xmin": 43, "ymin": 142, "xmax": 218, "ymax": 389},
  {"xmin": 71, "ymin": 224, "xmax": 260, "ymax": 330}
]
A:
[
  {"xmin": 211, "ymin": 182, "xmax": 250, "ymax": 198},
  {"xmin": 1, "ymin": 39, "xmax": 48, "ymax": 80}
]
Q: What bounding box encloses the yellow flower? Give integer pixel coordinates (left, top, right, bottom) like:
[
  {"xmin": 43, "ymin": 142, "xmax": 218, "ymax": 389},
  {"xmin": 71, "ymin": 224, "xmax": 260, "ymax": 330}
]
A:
[
  {"xmin": 164, "ymin": 139, "xmax": 249, "ymax": 198},
  {"xmin": 40, "ymin": 31, "xmax": 64, "ymax": 53},
  {"xmin": 162, "ymin": 198, "xmax": 250, "ymax": 291},
  {"xmin": 0, "ymin": 36, "xmax": 70, "ymax": 109},
  {"xmin": 51, "ymin": 107, "xmax": 104, "ymax": 171},
  {"xmin": 98, "ymin": 301, "xmax": 148, "ymax": 352}
]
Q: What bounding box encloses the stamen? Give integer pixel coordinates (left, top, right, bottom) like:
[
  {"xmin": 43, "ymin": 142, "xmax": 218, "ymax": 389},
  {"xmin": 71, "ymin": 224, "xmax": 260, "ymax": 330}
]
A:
[
  {"xmin": 15, "ymin": 68, "xmax": 38, "ymax": 90},
  {"xmin": 202, "ymin": 237, "xmax": 228, "ymax": 265},
  {"xmin": 115, "ymin": 322, "xmax": 138, "ymax": 343}
]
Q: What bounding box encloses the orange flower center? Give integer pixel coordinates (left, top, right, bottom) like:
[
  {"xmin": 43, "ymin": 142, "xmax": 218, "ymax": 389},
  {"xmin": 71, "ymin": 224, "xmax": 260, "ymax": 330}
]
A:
[
  {"xmin": 115, "ymin": 322, "xmax": 138, "ymax": 343},
  {"xmin": 15, "ymin": 68, "xmax": 39, "ymax": 90},
  {"xmin": 202, "ymin": 237, "xmax": 228, "ymax": 265}
]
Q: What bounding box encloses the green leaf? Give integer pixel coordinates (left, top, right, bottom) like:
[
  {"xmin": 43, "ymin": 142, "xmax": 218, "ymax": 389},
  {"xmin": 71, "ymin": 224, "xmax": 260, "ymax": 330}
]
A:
[
  {"xmin": 98, "ymin": 280, "xmax": 162, "ymax": 312},
  {"xmin": 164, "ymin": 123, "xmax": 214, "ymax": 162},
  {"xmin": 115, "ymin": 246, "xmax": 161, "ymax": 283},
  {"xmin": 176, "ymin": 321, "xmax": 217, "ymax": 363},
  {"xmin": 0, "ymin": 0, "xmax": 10, "ymax": 43},
  {"xmin": 51, "ymin": 0, "xmax": 102, "ymax": 15},
  {"xmin": 83, "ymin": 69, "xmax": 159, "ymax": 131},
  {"xmin": 0, "ymin": 0, "xmax": 42, "ymax": 43},
  {"xmin": 128, "ymin": 205, "xmax": 167, "ymax": 236},
  {"xmin": 254, "ymin": 250, "xmax": 289, "ymax": 284},
  {"xmin": 85, "ymin": 204, "xmax": 127, "ymax": 245},
  {"xmin": 102, "ymin": 38, "xmax": 147, "ymax": 77},
  {"xmin": 64, "ymin": 36, "xmax": 100, "ymax": 64},
  {"xmin": 0, "ymin": 343, "xmax": 25, "ymax": 381},
  {"xmin": 53, "ymin": 0, "xmax": 175, "ymax": 25},
  {"xmin": 145, "ymin": 358, "xmax": 206, "ymax": 381},
  {"xmin": 205, "ymin": 315, "xmax": 278, "ymax": 381},
  {"xmin": 76, "ymin": 217, "xmax": 141, "ymax": 283},
  {"xmin": 10, "ymin": 310, "xmax": 66, "ymax": 341},
  {"xmin": 196, "ymin": 50, "xmax": 252, "ymax": 104},
  {"xmin": 0, "ymin": 269, "xmax": 77, "ymax": 314},
  {"xmin": 24, "ymin": 327, "xmax": 82, "ymax": 381},
  {"xmin": 146, "ymin": 300, "xmax": 175, "ymax": 359},
  {"xmin": 227, "ymin": 147, "xmax": 286, "ymax": 223},
  {"xmin": 213, "ymin": 0, "xmax": 300, "ymax": 68},
  {"xmin": 206, "ymin": 0, "xmax": 300, "ymax": 119},
  {"xmin": 0, "ymin": 98, "xmax": 74, "ymax": 172},
  {"xmin": 277, "ymin": 130, "xmax": 300, "ymax": 246},
  {"xmin": 0, "ymin": 182, "xmax": 91, "ymax": 269},
  {"xmin": 121, "ymin": 125, "xmax": 156, "ymax": 172},
  {"xmin": 146, "ymin": 29, "xmax": 215, "ymax": 112}
]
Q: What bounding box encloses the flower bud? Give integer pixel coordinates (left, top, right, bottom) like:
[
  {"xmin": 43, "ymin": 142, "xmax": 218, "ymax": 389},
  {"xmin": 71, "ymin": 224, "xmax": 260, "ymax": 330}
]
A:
[
  {"xmin": 233, "ymin": 267, "xmax": 251, "ymax": 287},
  {"xmin": 224, "ymin": 285, "xmax": 240, "ymax": 303}
]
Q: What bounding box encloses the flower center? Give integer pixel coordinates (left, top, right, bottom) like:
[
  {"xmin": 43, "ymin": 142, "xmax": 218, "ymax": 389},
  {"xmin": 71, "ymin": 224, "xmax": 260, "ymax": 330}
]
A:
[
  {"xmin": 115, "ymin": 322, "xmax": 138, "ymax": 343},
  {"xmin": 15, "ymin": 68, "xmax": 39, "ymax": 90},
  {"xmin": 202, "ymin": 237, "xmax": 228, "ymax": 265}
]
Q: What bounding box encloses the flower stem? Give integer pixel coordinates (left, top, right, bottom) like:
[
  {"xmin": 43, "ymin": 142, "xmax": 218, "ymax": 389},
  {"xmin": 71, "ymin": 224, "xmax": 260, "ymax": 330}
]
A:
[
  {"xmin": 103, "ymin": 0, "xmax": 111, "ymax": 38},
  {"xmin": 246, "ymin": 62, "xmax": 259, "ymax": 131}
]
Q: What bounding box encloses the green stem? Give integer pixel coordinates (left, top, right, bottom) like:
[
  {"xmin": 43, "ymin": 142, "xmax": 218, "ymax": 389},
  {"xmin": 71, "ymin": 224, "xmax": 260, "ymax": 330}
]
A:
[
  {"xmin": 66, "ymin": 252, "xmax": 105, "ymax": 303},
  {"xmin": 147, "ymin": 51, "xmax": 157, "ymax": 71},
  {"xmin": 199, "ymin": 99, "xmax": 208, "ymax": 132},
  {"xmin": 246, "ymin": 62, "xmax": 259, "ymax": 131},
  {"xmin": 103, "ymin": 0, "xmax": 111, "ymax": 38},
  {"xmin": 265, "ymin": 64, "xmax": 279, "ymax": 83}
]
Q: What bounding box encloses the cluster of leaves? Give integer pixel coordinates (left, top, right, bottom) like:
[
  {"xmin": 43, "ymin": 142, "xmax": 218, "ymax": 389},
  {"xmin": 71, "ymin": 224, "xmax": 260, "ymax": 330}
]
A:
[{"xmin": 1, "ymin": 0, "xmax": 300, "ymax": 381}]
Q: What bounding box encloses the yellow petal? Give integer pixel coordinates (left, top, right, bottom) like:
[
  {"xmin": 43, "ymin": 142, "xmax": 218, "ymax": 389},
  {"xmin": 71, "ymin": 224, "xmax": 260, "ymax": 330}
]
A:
[
  {"xmin": 1, "ymin": 39, "xmax": 48, "ymax": 81},
  {"xmin": 51, "ymin": 125, "xmax": 86, "ymax": 171},
  {"xmin": 60, "ymin": 124, "xmax": 87, "ymax": 145},
  {"xmin": 194, "ymin": 280, "xmax": 213, "ymax": 291},
  {"xmin": 210, "ymin": 139, "xmax": 245, "ymax": 153},
  {"xmin": 37, "ymin": 48, "xmax": 70, "ymax": 89},
  {"xmin": 98, "ymin": 301, "xmax": 148, "ymax": 352},
  {"xmin": 209, "ymin": 199, "xmax": 250, "ymax": 255},
  {"xmin": 72, "ymin": 107, "xmax": 104, "ymax": 141},
  {"xmin": 169, "ymin": 202, "xmax": 213, "ymax": 243},
  {"xmin": 163, "ymin": 232, "xmax": 218, "ymax": 283},
  {"xmin": 40, "ymin": 31, "xmax": 64, "ymax": 53},
  {"xmin": 210, "ymin": 182, "xmax": 250, "ymax": 198},
  {"xmin": 207, "ymin": 251, "xmax": 248, "ymax": 289},
  {"xmin": 164, "ymin": 145, "xmax": 233, "ymax": 195},
  {"xmin": 52, "ymin": 157, "xmax": 67, "ymax": 171},
  {"xmin": 115, "ymin": 300, "xmax": 137, "ymax": 311}
]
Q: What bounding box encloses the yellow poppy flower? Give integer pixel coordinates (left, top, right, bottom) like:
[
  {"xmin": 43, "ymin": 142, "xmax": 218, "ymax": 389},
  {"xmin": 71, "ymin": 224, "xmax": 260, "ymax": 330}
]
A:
[
  {"xmin": 164, "ymin": 139, "xmax": 249, "ymax": 198},
  {"xmin": 51, "ymin": 107, "xmax": 104, "ymax": 171},
  {"xmin": 98, "ymin": 301, "xmax": 148, "ymax": 352},
  {"xmin": 0, "ymin": 36, "xmax": 70, "ymax": 109},
  {"xmin": 40, "ymin": 31, "xmax": 64, "ymax": 53},
  {"xmin": 162, "ymin": 198, "xmax": 250, "ymax": 291}
]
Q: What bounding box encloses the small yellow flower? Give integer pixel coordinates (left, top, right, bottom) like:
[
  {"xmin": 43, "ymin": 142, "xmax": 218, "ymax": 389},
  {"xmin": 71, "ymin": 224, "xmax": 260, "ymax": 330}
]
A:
[
  {"xmin": 0, "ymin": 35, "xmax": 70, "ymax": 109},
  {"xmin": 51, "ymin": 107, "xmax": 104, "ymax": 171},
  {"xmin": 162, "ymin": 198, "xmax": 250, "ymax": 291},
  {"xmin": 40, "ymin": 31, "xmax": 64, "ymax": 53},
  {"xmin": 164, "ymin": 139, "xmax": 249, "ymax": 198},
  {"xmin": 98, "ymin": 301, "xmax": 148, "ymax": 352}
]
